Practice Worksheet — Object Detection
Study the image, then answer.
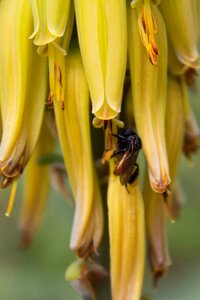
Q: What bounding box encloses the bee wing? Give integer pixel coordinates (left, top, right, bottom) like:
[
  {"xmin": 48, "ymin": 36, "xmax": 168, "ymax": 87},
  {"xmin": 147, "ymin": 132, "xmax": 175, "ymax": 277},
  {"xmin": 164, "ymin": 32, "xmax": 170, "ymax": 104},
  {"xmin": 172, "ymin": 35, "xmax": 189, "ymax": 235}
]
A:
[
  {"xmin": 114, "ymin": 151, "xmax": 131, "ymax": 175},
  {"xmin": 114, "ymin": 150, "xmax": 139, "ymax": 186},
  {"xmin": 119, "ymin": 163, "xmax": 135, "ymax": 186}
]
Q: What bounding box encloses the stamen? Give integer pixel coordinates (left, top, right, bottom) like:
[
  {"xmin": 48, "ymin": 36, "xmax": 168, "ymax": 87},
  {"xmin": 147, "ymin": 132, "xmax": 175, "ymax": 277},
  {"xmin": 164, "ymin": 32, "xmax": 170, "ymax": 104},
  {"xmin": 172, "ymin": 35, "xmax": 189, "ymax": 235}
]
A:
[
  {"xmin": 5, "ymin": 180, "xmax": 18, "ymax": 217},
  {"xmin": 136, "ymin": 0, "xmax": 159, "ymax": 65},
  {"xmin": 102, "ymin": 120, "xmax": 114, "ymax": 163},
  {"xmin": 47, "ymin": 44, "xmax": 55, "ymax": 108}
]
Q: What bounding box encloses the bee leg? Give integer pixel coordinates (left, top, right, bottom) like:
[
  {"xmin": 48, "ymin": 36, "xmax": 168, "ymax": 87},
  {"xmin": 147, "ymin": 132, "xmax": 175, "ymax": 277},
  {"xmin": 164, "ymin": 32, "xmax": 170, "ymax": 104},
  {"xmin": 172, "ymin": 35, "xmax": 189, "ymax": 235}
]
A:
[
  {"xmin": 128, "ymin": 163, "xmax": 139, "ymax": 184},
  {"xmin": 112, "ymin": 133, "xmax": 126, "ymax": 140},
  {"xmin": 125, "ymin": 184, "xmax": 130, "ymax": 194}
]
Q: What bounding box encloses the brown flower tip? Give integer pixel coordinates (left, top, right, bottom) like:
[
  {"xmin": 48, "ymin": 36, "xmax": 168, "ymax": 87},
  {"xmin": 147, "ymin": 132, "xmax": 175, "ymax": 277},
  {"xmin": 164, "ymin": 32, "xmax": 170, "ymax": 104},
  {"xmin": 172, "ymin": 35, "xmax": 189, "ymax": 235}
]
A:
[{"xmin": 183, "ymin": 112, "xmax": 200, "ymax": 159}]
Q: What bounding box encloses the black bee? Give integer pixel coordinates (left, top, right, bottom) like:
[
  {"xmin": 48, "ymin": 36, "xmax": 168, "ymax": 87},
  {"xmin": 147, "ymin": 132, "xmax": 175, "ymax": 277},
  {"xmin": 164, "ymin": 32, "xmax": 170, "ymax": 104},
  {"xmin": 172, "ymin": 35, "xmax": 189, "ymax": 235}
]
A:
[{"xmin": 112, "ymin": 128, "xmax": 142, "ymax": 186}]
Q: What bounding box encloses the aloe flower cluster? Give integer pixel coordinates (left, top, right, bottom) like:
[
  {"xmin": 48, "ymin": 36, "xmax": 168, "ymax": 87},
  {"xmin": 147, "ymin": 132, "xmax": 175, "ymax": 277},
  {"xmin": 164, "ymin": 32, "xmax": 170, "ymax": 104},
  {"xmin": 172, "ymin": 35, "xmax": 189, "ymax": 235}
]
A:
[{"xmin": 0, "ymin": 1, "xmax": 199, "ymax": 299}]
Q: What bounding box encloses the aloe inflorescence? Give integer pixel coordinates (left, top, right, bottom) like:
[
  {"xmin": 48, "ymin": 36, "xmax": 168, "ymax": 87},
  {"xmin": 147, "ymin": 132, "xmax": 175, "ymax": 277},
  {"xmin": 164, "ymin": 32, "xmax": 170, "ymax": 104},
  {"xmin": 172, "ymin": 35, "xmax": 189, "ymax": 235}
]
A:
[{"xmin": 0, "ymin": 1, "xmax": 199, "ymax": 300}]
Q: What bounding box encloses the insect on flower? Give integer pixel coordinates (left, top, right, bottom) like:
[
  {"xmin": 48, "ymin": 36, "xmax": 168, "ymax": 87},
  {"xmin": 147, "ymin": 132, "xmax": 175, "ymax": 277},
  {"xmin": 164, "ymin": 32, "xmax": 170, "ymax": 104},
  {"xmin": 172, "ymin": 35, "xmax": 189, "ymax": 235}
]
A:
[{"xmin": 112, "ymin": 128, "xmax": 142, "ymax": 186}]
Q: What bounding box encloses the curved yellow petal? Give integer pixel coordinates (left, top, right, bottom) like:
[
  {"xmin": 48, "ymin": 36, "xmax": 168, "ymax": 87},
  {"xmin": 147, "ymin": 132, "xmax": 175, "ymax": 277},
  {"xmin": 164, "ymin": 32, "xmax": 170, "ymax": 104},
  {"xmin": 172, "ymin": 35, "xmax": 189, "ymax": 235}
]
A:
[
  {"xmin": 159, "ymin": 0, "xmax": 200, "ymax": 68},
  {"xmin": 30, "ymin": 0, "xmax": 71, "ymax": 45}
]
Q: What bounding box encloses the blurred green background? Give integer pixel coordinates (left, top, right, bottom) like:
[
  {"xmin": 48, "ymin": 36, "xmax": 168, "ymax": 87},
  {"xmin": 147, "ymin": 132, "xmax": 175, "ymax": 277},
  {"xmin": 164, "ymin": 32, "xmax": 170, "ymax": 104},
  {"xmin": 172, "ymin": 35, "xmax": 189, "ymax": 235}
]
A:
[{"xmin": 0, "ymin": 88, "xmax": 200, "ymax": 300}]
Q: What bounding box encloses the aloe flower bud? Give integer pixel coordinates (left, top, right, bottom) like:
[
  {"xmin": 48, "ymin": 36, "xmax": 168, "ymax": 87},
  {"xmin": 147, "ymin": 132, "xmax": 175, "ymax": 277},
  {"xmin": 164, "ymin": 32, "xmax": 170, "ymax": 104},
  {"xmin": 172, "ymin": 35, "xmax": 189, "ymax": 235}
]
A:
[
  {"xmin": 144, "ymin": 75, "xmax": 185, "ymax": 282},
  {"xmin": 108, "ymin": 162, "xmax": 145, "ymax": 300},
  {"xmin": 159, "ymin": 0, "xmax": 200, "ymax": 68},
  {"xmin": 54, "ymin": 45, "xmax": 103, "ymax": 257},
  {"xmin": 0, "ymin": 0, "xmax": 33, "ymax": 163},
  {"xmin": 0, "ymin": 0, "xmax": 48, "ymax": 190},
  {"xmin": 74, "ymin": 0, "xmax": 127, "ymax": 120},
  {"xmin": 128, "ymin": 5, "xmax": 170, "ymax": 193},
  {"xmin": 165, "ymin": 77, "xmax": 185, "ymax": 182}
]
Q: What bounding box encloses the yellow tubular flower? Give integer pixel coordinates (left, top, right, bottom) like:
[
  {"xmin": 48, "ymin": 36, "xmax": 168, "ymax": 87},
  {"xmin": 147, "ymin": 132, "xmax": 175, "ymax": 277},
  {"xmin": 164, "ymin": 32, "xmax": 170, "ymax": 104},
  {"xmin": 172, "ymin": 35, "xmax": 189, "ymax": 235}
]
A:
[
  {"xmin": 19, "ymin": 122, "xmax": 54, "ymax": 247},
  {"xmin": 144, "ymin": 75, "xmax": 185, "ymax": 282},
  {"xmin": 108, "ymin": 162, "xmax": 145, "ymax": 300},
  {"xmin": 30, "ymin": 0, "xmax": 74, "ymax": 109},
  {"xmin": 0, "ymin": 0, "xmax": 33, "ymax": 163},
  {"xmin": 159, "ymin": 0, "xmax": 200, "ymax": 69},
  {"xmin": 128, "ymin": 5, "xmax": 170, "ymax": 194},
  {"xmin": 54, "ymin": 45, "xmax": 103, "ymax": 258},
  {"xmin": 0, "ymin": 0, "xmax": 48, "ymax": 189},
  {"xmin": 74, "ymin": 0, "xmax": 127, "ymax": 120},
  {"xmin": 0, "ymin": 50, "xmax": 48, "ymax": 187}
]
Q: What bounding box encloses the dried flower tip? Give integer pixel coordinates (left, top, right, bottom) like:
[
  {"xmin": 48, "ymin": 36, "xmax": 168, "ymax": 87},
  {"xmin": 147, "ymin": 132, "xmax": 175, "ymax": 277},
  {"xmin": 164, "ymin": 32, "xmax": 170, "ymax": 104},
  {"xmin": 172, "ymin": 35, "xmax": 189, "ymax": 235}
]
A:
[
  {"xmin": 184, "ymin": 68, "xmax": 198, "ymax": 88},
  {"xmin": 182, "ymin": 78, "xmax": 200, "ymax": 159},
  {"xmin": 183, "ymin": 118, "xmax": 200, "ymax": 160}
]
